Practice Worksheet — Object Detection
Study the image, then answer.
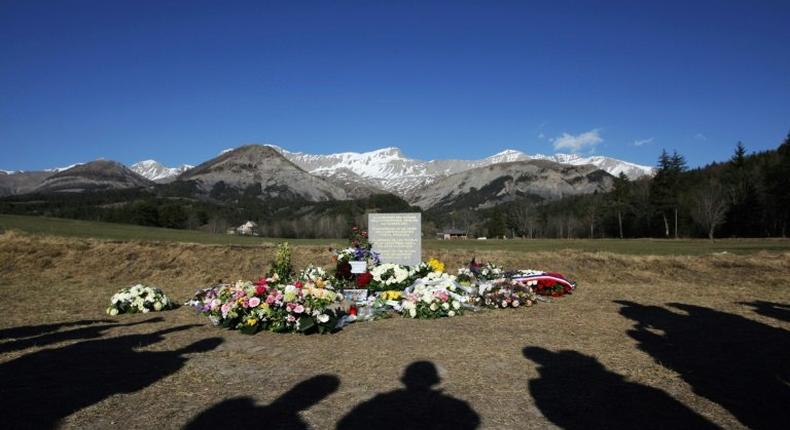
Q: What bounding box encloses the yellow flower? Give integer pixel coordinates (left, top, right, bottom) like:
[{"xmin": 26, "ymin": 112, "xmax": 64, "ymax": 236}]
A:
[
  {"xmin": 383, "ymin": 290, "xmax": 402, "ymax": 300},
  {"xmin": 315, "ymin": 279, "xmax": 326, "ymax": 289},
  {"xmin": 428, "ymin": 258, "xmax": 445, "ymax": 273},
  {"xmin": 246, "ymin": 318, "xmax": 257, "ymax": 326}
]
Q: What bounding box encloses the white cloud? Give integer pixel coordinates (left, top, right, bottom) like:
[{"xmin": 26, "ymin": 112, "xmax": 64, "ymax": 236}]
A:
[
  {"xmin": 694, "ymin": 133, "xmax": 707, "ymax": 141},
  {"xmin": 551, "ymin": 129, "xmax": 603, "ymax": 153},
  {"xmin": 537, "ymin": 132, "xmax": 545, "ymax": 139},
  {"xmin": 633, "ymin": 137, "xmax": 654, "ymax": 147}
]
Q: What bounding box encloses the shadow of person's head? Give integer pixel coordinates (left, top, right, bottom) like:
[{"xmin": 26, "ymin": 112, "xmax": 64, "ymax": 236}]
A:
[
  {"xmin": 401, "ymin": 361, "xmax": 440, "ymax": 391},
  {"xmin": 271, "ymin": 374, "xmax": 340, "ymax": 412},
  {"xmin": 523, "ymin": 346, "xmax": 554, "ymax": 363}
]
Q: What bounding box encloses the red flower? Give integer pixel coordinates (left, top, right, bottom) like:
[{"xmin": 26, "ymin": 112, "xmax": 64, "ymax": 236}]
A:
[
  {"xmin": 356, "ymin": 272, "xmax": 373, "ymax": 288},
  {"xmin": 255, "ymin": 277, "xmax": 268, "ymax": 287},
  {"xmin": 349, "ymin": 305, "xmax": 358, "ymax": 316},
  {"xmin": 294, "ymin": 281, "xmax": 304, "ymax": 289},
  {"xmin": 255, "ymin": 285, "xmax": 267, "ymax": 296}
]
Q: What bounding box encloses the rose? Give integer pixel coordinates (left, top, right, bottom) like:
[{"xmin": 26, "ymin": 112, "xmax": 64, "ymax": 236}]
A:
[
  {"xmin": 317, "ymin": 314, "xmax": 329, "ymax": 323},
  {"xmin": 448, "ymin": 310, "xmax": 456, "ymax": 317},
  {"xmin": 294, "ymin": 304, "xmax": 305, "ymax": 314},
  {"xmin": 249, "ymin": 297, "xmax": 261, "ymax": 308},
  {"xmin": 356, "ymin": 272, "xmax": 373, "ymax": 288},
  {"xmin": 430, "ymin": 303, "xmax": 438, "ymax": 311}
]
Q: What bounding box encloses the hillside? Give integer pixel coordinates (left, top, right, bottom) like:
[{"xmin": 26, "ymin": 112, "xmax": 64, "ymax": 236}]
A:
[
  {"xmin": 175, "ymin": 145, "xmax": 349, "ymax": 202},
  {"xmin": 412, "ymin": 160, "xmax": 614, "ymax": 211},
  {"xmin": 33, "ymin": 160, "xmax": 153, "ymax": 193}
]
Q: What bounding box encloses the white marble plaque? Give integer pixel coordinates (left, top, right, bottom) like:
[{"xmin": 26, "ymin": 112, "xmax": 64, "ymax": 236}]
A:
[{"xmin": 368, "ymin": 213, "xmax": 421, "ymax": 266}]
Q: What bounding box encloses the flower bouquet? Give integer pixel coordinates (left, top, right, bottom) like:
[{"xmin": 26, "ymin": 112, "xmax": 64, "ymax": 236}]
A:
[
  {"xmin": 107, "ymin": 284, "xmax": 175, "ymax": 315},
  {"xmin": 333, "ymin": 226, "xmax": 381, "ymax": 275},
  {"xmin": 187, "ymin": 278, "xmax": 343, "ymax": 334},
  {"xmin": 479, "ymin": 279, "xmax": 536, "ymax": 309},
  {"xmin": 399, "ymin": 278, "xmax": 467, "ymax": 319},
  {"xmin": 368, "ymin": 263, "xmax": 414, "ymax": 291}
]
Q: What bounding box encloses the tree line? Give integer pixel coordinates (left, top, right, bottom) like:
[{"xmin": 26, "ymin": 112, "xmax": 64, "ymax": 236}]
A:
[{"xmin": 447, "ymin": 132, "xmax": 790, "ymax": 239}]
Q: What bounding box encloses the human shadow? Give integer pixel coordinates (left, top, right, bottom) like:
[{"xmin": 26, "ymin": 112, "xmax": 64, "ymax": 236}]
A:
[
  {"xmin": 616, "ymin": 300, "xmax": 790, "ymax": 430},
  {"xmin": 0, "ymin": 319, "xmax": 114, "ymax": 340},
  {"xmin": 0, "ymin": 317, "xmax": 163, "ymax": 354},
  {"xmin": 523, "ymin": 347, "xmax": 718, "ymax": 429},
  {"xmin": 336, "ymin": 361, "xmax": 480, "ymax": 430},
  {"xmin": 0, "ymin": 324, "xmax": 221, "ymax": 429},
  {"xmin": 739, "ymin": 300, "xmax": 790, "ymax": 323},
  {"xmin": 185, "ymin": 374, "xmax": 340, "ymax": 430}
]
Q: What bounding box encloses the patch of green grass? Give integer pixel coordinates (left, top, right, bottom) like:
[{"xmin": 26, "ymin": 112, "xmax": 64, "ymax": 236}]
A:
[
  {"xmin": 2, "ymin": 214, "xmax": 788, "ymax": 255},
  {"xmin": 0, "ymin": 214, "xmax": 339, "ymax": 247}
]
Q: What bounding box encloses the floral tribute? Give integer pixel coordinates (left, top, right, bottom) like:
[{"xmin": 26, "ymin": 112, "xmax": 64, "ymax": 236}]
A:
[
  {"xmin": 187, "ymin": 278, "xmax": 343, "ymax": 334},
  {"xmin": 107, "ymin": 284, "xmax": 175, "ymax": 315},
  {"xmin": 368, "ymin": 263, "xmax": 414, "ymax": 291},
  {"xmin": 333, "ymin": 226, "xmax": 380, "ymax": 267},
  {"xmin": 479, "ymin": 279, "xmax": 537, "ymax": 309},
  {"xmin": 184, "ymin": 239, "xmax": 579, "ymax": 334},
  {"xmin": 399, "ymin": 278, "xmax": 466, "ymax": 319}
]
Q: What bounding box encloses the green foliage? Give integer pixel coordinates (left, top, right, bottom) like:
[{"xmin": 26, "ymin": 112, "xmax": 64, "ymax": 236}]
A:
[{"xmin": 270, "ymin": 241, "xmax": 294, "ymax": 281}]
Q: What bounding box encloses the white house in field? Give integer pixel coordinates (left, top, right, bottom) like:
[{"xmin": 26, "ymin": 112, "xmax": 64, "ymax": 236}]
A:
[{"xmin": 232, "ymin": 220, "xmax": 259, "ymax": 236}]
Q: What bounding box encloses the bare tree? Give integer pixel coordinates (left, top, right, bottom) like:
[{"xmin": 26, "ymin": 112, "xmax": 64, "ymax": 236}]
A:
[
  {"xmin": 207, "ymin": 217, "xmax": 229, "ymax": 234},
  {"xmin": 691, "ymin": 180, "xmax": 729, "ymax": 240}
]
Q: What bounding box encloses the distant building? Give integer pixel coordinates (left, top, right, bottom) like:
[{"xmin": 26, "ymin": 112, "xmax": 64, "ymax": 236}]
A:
[
  {"xmin": 436, "ymin": 228, "xmax": 468, "ymax": 240},
  {"xmin": 232, "ymin": 220, "xmax": 259, "ymax": 236}
]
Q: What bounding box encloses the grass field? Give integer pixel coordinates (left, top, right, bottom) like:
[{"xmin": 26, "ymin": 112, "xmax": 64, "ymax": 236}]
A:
[
  {"xmin": 1, "ymin": 228, "xmax": 789, "ymax": 429},
  {"xmin": 2, "ymin": 213, "xmax": 790, "ymax": 255}
]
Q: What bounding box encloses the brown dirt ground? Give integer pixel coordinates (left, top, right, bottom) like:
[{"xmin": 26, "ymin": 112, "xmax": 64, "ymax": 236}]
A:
[{"xmin": 1, "ymin": 231, "xmax": 789, "ymax": 429}]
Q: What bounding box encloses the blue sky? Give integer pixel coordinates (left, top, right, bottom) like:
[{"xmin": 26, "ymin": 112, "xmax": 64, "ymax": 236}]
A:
[{"xmin": 1, "ymin": 0, "xmax": 789, "ymax": 171}]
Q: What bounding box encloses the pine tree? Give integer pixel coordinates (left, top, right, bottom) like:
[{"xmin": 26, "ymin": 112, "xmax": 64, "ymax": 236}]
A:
[
  {"xmin": 610, "ymin": 173, "xmax": 632, "ymax": 239},
  {"xmin": 650, "ymin": 149, "xmax": 685, "ymax": 238}
]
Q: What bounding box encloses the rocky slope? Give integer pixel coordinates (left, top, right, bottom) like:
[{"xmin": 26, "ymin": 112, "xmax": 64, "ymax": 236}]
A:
[
  {"xmin": 0, "ymin": 171, "xmax": 54, "ymax": 197},
  {"xmin": 411, "ymin": 159, "xmax": 614, "ymax": 211},
  {"xmin": 33, "ymin": 160, "xmax": 153, "ymax": 193},
  {"xmin": 175, "ymin": 145, "xmax": 349, "ymax": 201}
]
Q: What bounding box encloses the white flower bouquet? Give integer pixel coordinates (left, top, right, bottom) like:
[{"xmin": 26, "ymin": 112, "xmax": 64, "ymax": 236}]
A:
[
  {"xmin": 368, "ymin": 263, "xmax": 414, "ymax": 291},
  {"xmin": 399, "ymin": 278, "xmax": 468, "ymax": 319},
  {"xmin": 107, "ymin": 284, "xmax": 175, "ymax": 315}
]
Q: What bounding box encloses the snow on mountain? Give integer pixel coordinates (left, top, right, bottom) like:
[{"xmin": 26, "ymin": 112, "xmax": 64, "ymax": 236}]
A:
[
  {"xmin": 130, "ymin": 160, "xmax": 193, "ymax": 182},
  {"xmin": 268, "ymin": 145, "xmax": 653, "ymax": 199},
  {"xmin": 45, "ymin": 163, "xmax": 83, "ymax": 173}
]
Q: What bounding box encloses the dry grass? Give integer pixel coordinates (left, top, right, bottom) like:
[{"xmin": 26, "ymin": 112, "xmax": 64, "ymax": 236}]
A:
[{"xmin": 1, "ymin": 231, "xmax": 789, "ymax": 429}]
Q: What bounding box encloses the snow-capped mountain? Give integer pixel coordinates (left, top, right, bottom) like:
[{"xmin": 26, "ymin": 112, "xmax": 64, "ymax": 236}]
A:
[
  {"xmin": 267, "ymin": 145, "xmax": 653, "ymax": 199},
  {"xmin": 45, "ymin": 163, "xmax": 83, "ymax": 173},
  {"xmin": 130, "ymin": 160, "xmax": 193, "ymax": 182},
  {"xmin": 486, "ymin": 150, "xmax": 654, "ymax": 179}
]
